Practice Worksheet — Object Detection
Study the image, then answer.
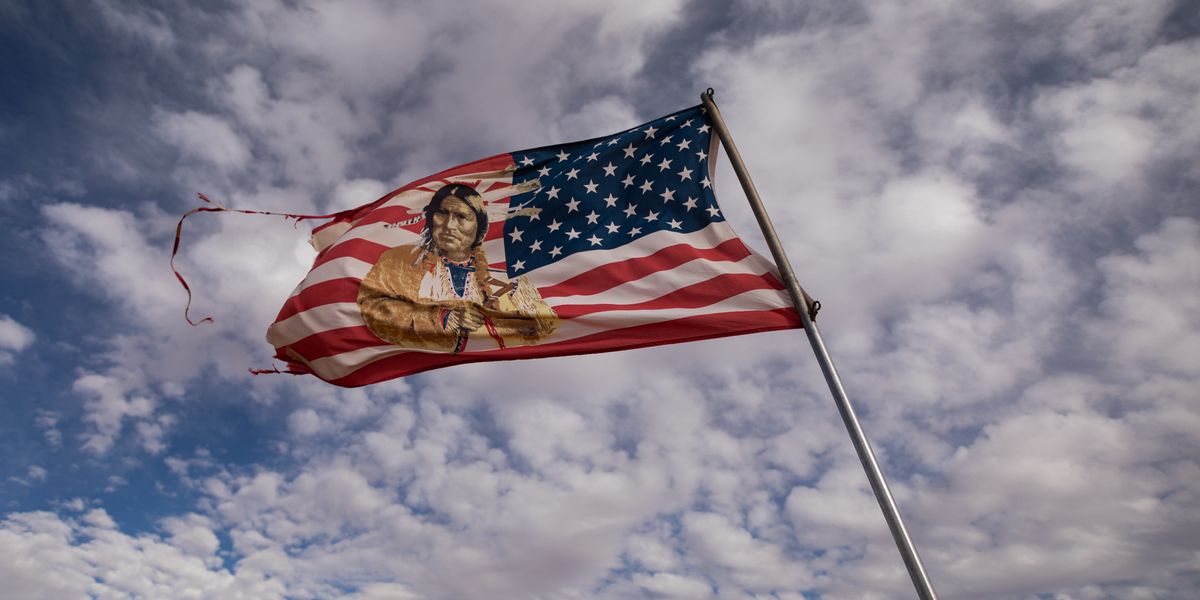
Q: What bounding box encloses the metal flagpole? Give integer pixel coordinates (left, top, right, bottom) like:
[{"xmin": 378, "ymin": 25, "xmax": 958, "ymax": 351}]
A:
[{"xmin": 700, "ymin": 89, "xmax": 939, "ymax": 600}]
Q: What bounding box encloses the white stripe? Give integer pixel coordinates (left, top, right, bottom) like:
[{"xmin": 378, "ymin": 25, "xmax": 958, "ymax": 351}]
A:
[
  {"xmin": 314, "ymin": 170, "xmax": 515, "ymax": 251},
  {"xmin": 290, "ymin": 257, "xmax": 373, "ymax": 298},
  {"xmin": 297, "ymin": 212, "xmax": 740, "ymax": 298},
  {"xmin": 267, "ymin": 302, "xmax": 364, "ymax": 348},
  {"xmin": 545, "ymin": 253, "xmax": 777, "ymax": 307},
  {"xmin": 549, "ymin": 287, "xmax": 792, "ymax": 339},
  {"xmin": 311, "ymin": 222, "xmax": 352, "ymax": 254},
  {"xmin": 323, "ymin": 222, "xmax": 421, "ymax": 253},
  {"xmin": 522, "ymin": 222, "xmax": 741, "ymax": 288},
  {"xmin": 273, "ymin": 250, "xmax": 779, "ymax": 348},
  {"xmin": 304, "ymin": 287, "xmax": 793, "ymax": 381},
  {"xmin": 292, "ymin": 228, "xmax": 507, "ymax": 299}
]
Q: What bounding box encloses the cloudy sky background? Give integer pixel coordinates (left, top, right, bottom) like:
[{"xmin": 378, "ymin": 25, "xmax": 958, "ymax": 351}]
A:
[{"xmin": 2, "ymin": 1, "xmax": 1198, "ymax": 598}]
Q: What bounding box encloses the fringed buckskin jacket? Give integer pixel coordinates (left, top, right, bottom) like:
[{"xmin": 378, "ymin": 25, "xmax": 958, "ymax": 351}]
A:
[{"xmin": 357, "ymin": 245, "xmax": 557, "ymax": 353}]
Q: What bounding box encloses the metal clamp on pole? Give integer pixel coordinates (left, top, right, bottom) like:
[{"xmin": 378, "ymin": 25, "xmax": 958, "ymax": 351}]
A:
[{"xmin": 700, "ymin": 88, "xmax": 939, "ymax": 600}]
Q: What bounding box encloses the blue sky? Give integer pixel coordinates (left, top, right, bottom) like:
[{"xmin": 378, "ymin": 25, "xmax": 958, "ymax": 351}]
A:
[{"xmin": 2, "ymin": 1, "xmax": 1198, "ymax": 598}]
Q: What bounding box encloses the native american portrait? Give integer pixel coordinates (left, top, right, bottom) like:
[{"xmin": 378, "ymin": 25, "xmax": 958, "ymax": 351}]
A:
[{"xmin": 357, "ymin": 183, "xmax": 557, "ymax": 353}]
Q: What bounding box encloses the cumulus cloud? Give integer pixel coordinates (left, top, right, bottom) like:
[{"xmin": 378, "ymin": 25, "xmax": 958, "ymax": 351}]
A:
[
  {"xmin": 1090, "ymin": 218, "xmax": 1200, "ymax": 378},
  {"xmin": 92, "ymin": 0, "xmax": 176, "ymax": 48},
  {"xmin": 155, "ymin": 111, "xmax": 252, "ymax": 170},
  {"xmin": 0, "ymin": 313, "xmax": 34, "ymax": 365}
]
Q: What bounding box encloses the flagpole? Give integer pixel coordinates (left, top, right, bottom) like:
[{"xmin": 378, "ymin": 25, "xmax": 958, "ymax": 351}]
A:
[{"xmin": 700, "ymin": 89, "xmax": 939, "ymax": 600}]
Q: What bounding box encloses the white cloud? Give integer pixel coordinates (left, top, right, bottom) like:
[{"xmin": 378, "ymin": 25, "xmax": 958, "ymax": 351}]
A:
[
  {"xmin": 1090, "ymin": 218, "xmax": 1200, "ymax": 378},
  {"xmin": 72, "ymin": 372, "xmax": 156, "ymax": 455},
  {"xmin": 27, "ymin": 465, "xmax": 47, "ymax": 482},
  {"xmin": 631, "ymin": 571, "xmax": 713, "ymax": 599},
  {"xmin": 92, "ymin": 0, "xmax": 176, "ymax": 48},
  {"xmin": 287, "ymin": 408, "xmax": 323, "ymax": 436},
  {"xmin": 0, "ymin": 509, "xmax": 249, "ymax": 600},
  {"xmin": 330, "ymin": 178, "xmax": 388, "ymax": 213},
  {"xmin": 683, "ymin": 511, "xmax": 812, "ymax": 592},
  {"xmin": 0, "ymin": 313, "xmax": 34, "ymax": 365},
  {"xmin": 155, "ymin": 111, "xmax": 252, "ymax": 170}
]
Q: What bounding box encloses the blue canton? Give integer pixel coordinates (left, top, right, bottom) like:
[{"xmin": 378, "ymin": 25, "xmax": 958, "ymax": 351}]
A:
[{"xmin": 505, "ymin": 105, "xmax": 722, "ymax": 276}]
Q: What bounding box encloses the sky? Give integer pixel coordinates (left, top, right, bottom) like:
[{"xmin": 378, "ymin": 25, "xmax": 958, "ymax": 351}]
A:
[{"xmin": 1, "ymin": 0, "xmax": 1198, "ymax": 598}]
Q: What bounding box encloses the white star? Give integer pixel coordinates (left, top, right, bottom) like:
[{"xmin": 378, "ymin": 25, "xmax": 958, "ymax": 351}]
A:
[
  {"xmin": 622, "ymin": 143, "xmax": 636, "ymax": 158},
  {"xmin": 548, "ymin": 219, "xmax": 562, "ymax": 232},
  {"xmin": 566, "ymin": 228, "xmax": 581, "ymax": 240},
  {"xmin": 519, "ymin": 156, "xmax": 535, "ymax": 166},
  {"xmin": 585, "ymin": 211, "xmax": 600, "ymax": 224},
  {"xmin": 676, "ymin": 139, "xmax": 692, "ymax": 151},
  {"xmin": 605, "ymin": 222, "xmax": 620, "ymax": 234},
  {"xmin": 603, "ymin": 193, "xmax": 618, "ymax": 207},
  {"xmin": 700, "ymin": 176, "xmax": 712, "ymax": 189},
  {"xmin": 556, "ymin": 149, "xmax": 570, "ymax": 161},
  {"xmin": 602, "ymin": 163, "xmax": 618, "ymax": 176},
  {"xmin": 512, "ymin": 259, "xmax": 526, "ymax": 271},
  {"xmin": 697, "ymin": 149, "xmax": 708, "ymax": 161},
  {"xmin": 623, "ymin": 204, "xmax": 638, "ymax": 217},
  {"xmin": 639, "ymin": 179, "xmax": 654, "ymax": 193},
  {"xmin": 530, "ymin": 239, "xmax": 543, "ymax": 252},
  {"xmin": 565, "ymin": 198, "xmax": 581, "ymax": 212},
  {"xmin": 667, "ymin": 218, "xmax": 683, "ymax": 229},
  {"xmin": 645, "ymin": 210, "xmax": 660, "ymax": 222},
  {"xmin": 683, "ymin": 197, "xmax": 698, "ymax": 210},
  {"xmin": 698, "ymin": 124, "xmax": 711, "ymax": 134},
  {"xmin": 585, "ymin": 152, "xmax": 599, "ymax": 162},
  {"xmin": 657, "ymin": 157, "xmax": 672, "ymax": 171},
  {"xmin": 644, "ymin": 126, "xmax": 658, "ymax": 138},
  {"xmin": 549, "ymin": 246, "xmax": 563, "ymax": 258},
  {"xmin": 622, "ymin": 174, "xmax": 636, "ymax": 188},
  {"xmin": 628, "ymin": 226, "xmax": 642, "ymax": 236},
  {"xmin": 608, "ymin": 138, "xmax": 619, "ymax": 146},
  {"xmin": 508, "ymin": 227, "xmax": 523, "ymax": 242},
  {"xmin": 683, "ymin": 119, "xmax": 693, "ymax": 127},
  {"xmin": 706, "ymin": 205, "xmax": 721, "ymax": 217},
  {"xmin": 528, "ymin": 210, "xmax": 541, "ymax": 222},
  {"xmin": 565, "ymin": 168, "xmax": 580, "ymax": 180},
  {"xmin": 659, "ymin": 135, "xmax": 673, "ymax": 146},
  {"xmin": 538, "ymin": 166, "xmax": 551, "ymax": 177},
  {"xmin": 639, "ymin": 154, "xmax": 653, "ymax": 166},
  {"xmin": 587, "ymin": 234, "xmax": 603, "ymax": 246},
  {"xmin": 546, "ymin": 186, "xmax": 560, "ymax": 199},
  {"xmin": 659, "ymin": 187, "xmax": 675, "ymax": 202},
  {"xmin": 584, "ymin": 180, "xmax": 598, "ymax": 194},
  {"xmin": 666, "ymin": 116, "xmax": 676, "ymax": 121},
  {"xmin": 678, "ymin": 166, "xmax": 693, "ymax": 180}
]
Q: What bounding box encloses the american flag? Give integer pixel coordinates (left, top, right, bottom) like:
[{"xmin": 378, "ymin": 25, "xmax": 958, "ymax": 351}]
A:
[{"xmin": 267, "ymin": 105, "xmax": 800, "ymax": 387}]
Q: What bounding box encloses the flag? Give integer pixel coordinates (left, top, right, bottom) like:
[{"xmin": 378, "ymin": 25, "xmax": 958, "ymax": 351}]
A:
[{"xmin": 267, "ymin": 105, "xmax": 801, "ymax": 387}]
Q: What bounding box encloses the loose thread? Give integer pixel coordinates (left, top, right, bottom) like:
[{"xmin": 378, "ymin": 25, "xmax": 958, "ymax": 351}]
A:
[{"xmin": 172, "ymin": 192, "xmax": 348, "ymax": 327}]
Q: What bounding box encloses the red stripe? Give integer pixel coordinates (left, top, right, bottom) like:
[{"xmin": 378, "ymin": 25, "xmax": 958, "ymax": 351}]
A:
[
  {"xmin": 276, "ymin": 272, "xmax": 784, "ymax": 361},
  {"xmin": 334, "ymin": 173, "xmax": 514, "ymax": 232},
  {"xmin": 538, "ymin": 237, "xmax": 751, "ymax": 299},
  {"xmin": 281, "ymin": 241, "xmax": 776, "ymax": 326},
  {"xmin": 309, "ymin": 152, "xmax": 514, "ymax": 242},
  {"xmin": 312, "ymin": 238, "xmax": 390, "ymax": 270},
  {"xmin": 287, "ymin": 325, "xmax": 391, "ymax": 360},
  {"xmin": 274, "ymin": 278, "xmax": 362, "ymax": 323},
  {"xmin": 326, "ymin": 307, "xmax": 801, "ymax": 387},
  {"xmin": 483, "ymin": 220, "xmax": 506, "ymax": 242},
  {"xmin": 341, "ymin": 205, "xmax": 425, "ymax": 230},
  {"xmin": 552, "ymin": 272, "xmax": 785, "ymax": 319},
  {"xmin": 339, "ymin": 202, "xmax": 513, "ymax": 242}
]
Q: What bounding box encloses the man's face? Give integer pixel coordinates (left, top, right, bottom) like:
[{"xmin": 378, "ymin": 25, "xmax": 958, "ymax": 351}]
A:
[{"xmin": 430, "ymin": 196, "xmax": 478, "ymax": 261}]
